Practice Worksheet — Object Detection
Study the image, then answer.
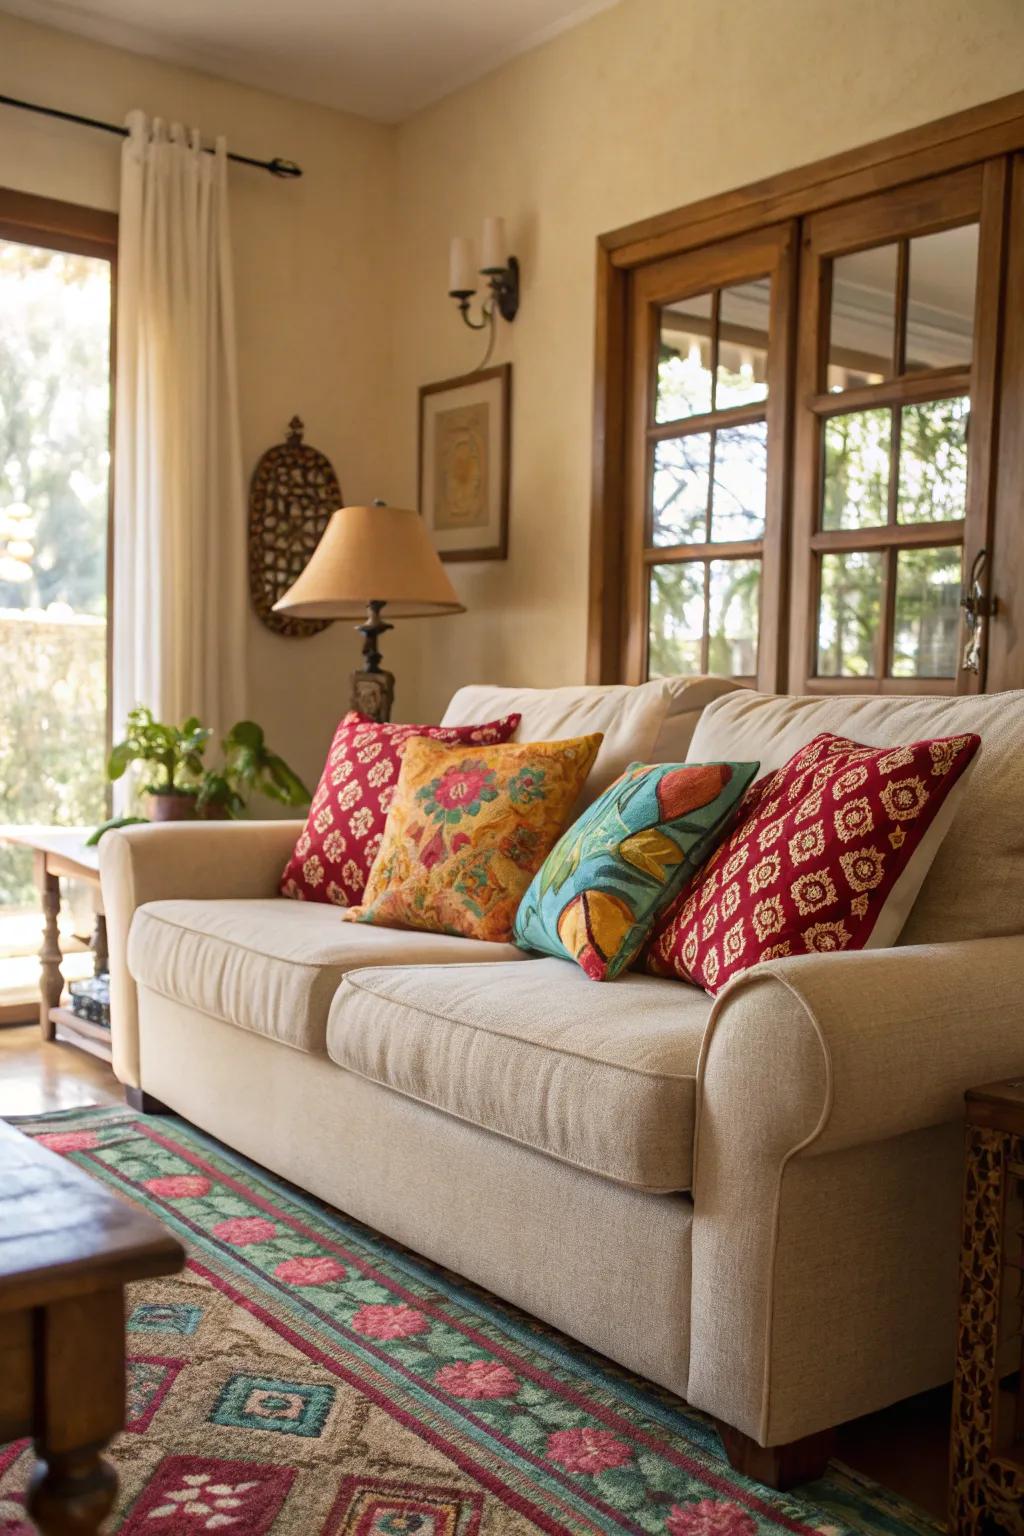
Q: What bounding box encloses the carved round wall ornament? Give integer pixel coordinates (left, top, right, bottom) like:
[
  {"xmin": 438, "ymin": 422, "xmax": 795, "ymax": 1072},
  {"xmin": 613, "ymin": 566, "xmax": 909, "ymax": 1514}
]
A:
[{"xmin": 248, "ymin": 417, "xmax": 342, "ymax": 637}]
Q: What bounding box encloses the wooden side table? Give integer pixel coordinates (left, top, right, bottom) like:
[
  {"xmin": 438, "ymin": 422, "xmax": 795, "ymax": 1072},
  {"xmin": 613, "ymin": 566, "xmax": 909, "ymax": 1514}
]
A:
[
  {"xmin": 950, "ymin": 1077, "xmax": 1024, "ymax": 1535},
  {"xmin": 0, "ymin": 1117, "xmax": 184, "ymax": 1533},
  {"xmin": 0, "ymin": 828, "xmax": 110, "ymax": 1063}
]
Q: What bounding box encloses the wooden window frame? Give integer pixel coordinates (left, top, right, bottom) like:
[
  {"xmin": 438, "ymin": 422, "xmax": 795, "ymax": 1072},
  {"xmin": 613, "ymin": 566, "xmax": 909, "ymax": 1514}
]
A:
[
  {"xmin": 589, "ymin": 90, "xmax": 1024, "ymax": 690},
  {"xmin": 789, "ymin": 163, "xmax": 1006, "ymax": 695},
  {"xmin": 624, "ymin": 223, "xmax": 795, "ymax": 691},
  {"xmin": 0, "ymin": 188, "xmax": 118, "ymax": 750}
]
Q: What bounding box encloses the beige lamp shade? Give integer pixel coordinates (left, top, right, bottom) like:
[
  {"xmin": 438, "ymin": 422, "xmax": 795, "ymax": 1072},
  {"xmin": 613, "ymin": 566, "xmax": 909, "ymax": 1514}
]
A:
[{"xmin": 273, "ymin": 503, "xmax": 465, "ymax": 619}]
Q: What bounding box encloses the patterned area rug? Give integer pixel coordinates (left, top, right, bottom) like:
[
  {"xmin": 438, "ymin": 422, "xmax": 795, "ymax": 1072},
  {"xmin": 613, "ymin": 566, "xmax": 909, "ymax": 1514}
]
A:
[{"xmin": 0, "ymin": 1107, "xmax": 942, "ymax": 1536}]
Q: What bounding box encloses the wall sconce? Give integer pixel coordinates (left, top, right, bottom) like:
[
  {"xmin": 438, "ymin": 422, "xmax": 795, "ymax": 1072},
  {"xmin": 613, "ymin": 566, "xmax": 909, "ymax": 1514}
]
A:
[{"xmin": 448, "ymin": 217, "xmax": 520, "ymax": 332}]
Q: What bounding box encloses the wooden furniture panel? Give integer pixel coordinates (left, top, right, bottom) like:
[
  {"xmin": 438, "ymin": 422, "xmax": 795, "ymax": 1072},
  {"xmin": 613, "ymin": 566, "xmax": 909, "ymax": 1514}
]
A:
[
  {"xmin": 0, "ymin": 1118, "xmax": 184, "ymax": 1534},
  {"xmin": 950, "ymin": 1078, "xmax": 1024, "ymax": 1534}
]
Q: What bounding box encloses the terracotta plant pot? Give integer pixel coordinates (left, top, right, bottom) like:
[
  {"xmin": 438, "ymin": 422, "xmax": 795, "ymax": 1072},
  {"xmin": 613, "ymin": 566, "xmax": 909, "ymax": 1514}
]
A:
[
  {"xmin": 148, "ymin": 792, "xmax": 198, "ymax": 823},
  {"xmin": 199, "ymin": 803, "xmax": 232, "ymax": 821}
]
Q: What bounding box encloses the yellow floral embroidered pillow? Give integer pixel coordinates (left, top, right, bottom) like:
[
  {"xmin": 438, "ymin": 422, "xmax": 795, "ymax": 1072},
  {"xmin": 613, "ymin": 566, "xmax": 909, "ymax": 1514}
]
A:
[{"xmin": 343, "ymin": 734, "xmax": 602, "ymax": 942}]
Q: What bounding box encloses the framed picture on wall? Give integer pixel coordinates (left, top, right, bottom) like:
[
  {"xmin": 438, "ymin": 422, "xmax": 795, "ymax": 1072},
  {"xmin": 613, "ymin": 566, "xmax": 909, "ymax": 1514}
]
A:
[{"xmin": 418, "ymin": 363, "xmax": 511, "ymax": 562}]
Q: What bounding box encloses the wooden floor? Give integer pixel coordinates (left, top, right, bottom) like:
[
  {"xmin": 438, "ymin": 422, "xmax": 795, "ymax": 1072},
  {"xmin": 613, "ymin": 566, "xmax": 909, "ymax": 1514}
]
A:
[
  {"xmin": 0, "ymin": 1018, "xmax": 122, "ymax": 1116},
  {"xmin": 0, "ymin": 1021, "xmax": 951, "ymax": 1523}
]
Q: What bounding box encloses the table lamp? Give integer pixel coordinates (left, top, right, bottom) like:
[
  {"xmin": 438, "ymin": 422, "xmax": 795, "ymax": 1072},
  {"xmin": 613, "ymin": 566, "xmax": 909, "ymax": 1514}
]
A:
[{"xmin": 273, "ymin": 500, "xmax": 465, "ymax": 721}]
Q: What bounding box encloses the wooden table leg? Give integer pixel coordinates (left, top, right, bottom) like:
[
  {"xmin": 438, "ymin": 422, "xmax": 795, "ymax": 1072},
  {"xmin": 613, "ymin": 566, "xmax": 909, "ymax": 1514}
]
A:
[
  {"xmin": 35, "ymin": 853, "xmax": 63, "ymax": 1043},
  {"xmin": 91, "ymin": 913, "xmax": 108, "ymax": 978},
  {"xmin": 26, "ymin": 1289, "xmax": 123, "ymax": 1536}
]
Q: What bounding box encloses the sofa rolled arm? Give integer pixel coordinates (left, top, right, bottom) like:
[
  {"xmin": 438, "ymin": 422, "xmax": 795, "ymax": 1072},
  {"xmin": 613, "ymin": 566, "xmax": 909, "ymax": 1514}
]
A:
[
  {"xmin": 697, "ymin": 936, "xmax": 1024, "ymax": 1164},
  {"xmin": 687, "ymin": 936, "xmax": 1024, "ymax": 1446},
  {"xmin": 99, "ymin": 820, "xmax": 303, "ymax": 1089}
]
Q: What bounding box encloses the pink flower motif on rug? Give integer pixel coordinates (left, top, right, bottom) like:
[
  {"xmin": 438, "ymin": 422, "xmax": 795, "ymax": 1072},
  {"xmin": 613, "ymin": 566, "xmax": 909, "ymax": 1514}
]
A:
[
  {"xmin": 273, "ymin": 1255, "xmax": 347, "ymax": 1285},
  {"xmin": 434, "ymin": 1360, "xmax": 520, "ymax": 1399},
  {"xmin": 212, "ymin": 1217, "xmax": 279, "ymax": 1246},
  {"xmin": 351, "ymin": 1303, "xmax": 430, "ymax": 1340},
  {"xmin": 35, "ymin": 1130, "xmax": 99, "ymax": 1152},
  {"xmin": 546, "ymin": 1427, "xmax": 633, "ymax": 1474},
  {"xmin": 667, "ymin": 1498, "xmax": 758, "ymax": 1536},
  {"xmin": 144, "ymin": 1174, "xmax": 212, "ymax": 1198}
]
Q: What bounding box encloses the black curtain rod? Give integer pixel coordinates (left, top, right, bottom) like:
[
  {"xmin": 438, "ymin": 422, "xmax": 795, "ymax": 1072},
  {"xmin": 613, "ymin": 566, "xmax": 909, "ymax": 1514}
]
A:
[{"xmin": 0, "ymin": 92, "xmax": 303, "ymax": 178}]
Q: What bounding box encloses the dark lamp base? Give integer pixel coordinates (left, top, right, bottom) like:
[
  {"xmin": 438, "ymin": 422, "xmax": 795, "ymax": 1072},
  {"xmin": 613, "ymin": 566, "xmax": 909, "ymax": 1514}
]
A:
[{"xmin": 351, "ymin": 667, "xmax": 394, "ymax": 723}]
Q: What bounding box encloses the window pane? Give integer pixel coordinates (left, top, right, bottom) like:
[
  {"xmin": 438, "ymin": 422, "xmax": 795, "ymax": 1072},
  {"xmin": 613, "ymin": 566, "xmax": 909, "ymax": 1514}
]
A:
[
  {"xmin": 649, "ymin": 562, "xmax": 705, "ymax": 677},
  {"xmin": 708, "ymin": 559, "xmax": 760, "ymax": 677},
  {"xmin": 827, "ymin": 243, "xmax": 897, "ymax": 391},
  {"xmin": 716, "ymin": 280, "xmax": 769, "ymax": 409},
  {"xmin": 710, "ymin": 422, "xmax": 767, "ymax": 542},
  {"xmin": 896, "ymin": 396, "xmax": 969, "ymax": 524},
  {"xmin": 652, "ymin": 433, "xmax": 711, "ymax": 546},
  {"xmin": 656, "ymin": 292, "xmax": 713, "ymax": 422},
  {"xmin": 891, "ymin": 547, "xmax": 962, "ymax": 678},
  {"xmin": 816, "ymin": 550, "xmax": 883, "ymax": 677},
  {"xmin": 905, "ymin": 225, "xmax": 978, "ymax": 372},
  {"xmin": 821, "ymin": 408, "xmax": 891, "ymax": 531}
]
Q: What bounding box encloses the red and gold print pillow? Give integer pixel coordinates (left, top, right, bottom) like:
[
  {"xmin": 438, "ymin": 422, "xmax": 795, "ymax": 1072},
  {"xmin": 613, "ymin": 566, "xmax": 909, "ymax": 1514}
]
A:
[
  {"xmin": 640, "ymin": 730, "xmax": 980, "ymax": 995},
  {"xmin": 344, "ymin": 734, "xmax": 603, "ymax": 943},
  {"xmin": 280, "ymin": 711, "xmax": 520, "ymax": 907}
]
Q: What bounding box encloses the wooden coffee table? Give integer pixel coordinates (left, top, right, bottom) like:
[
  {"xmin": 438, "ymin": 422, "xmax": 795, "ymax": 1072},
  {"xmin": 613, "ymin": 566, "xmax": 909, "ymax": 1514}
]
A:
[
  {"xmin": 1, "ymin": 828, "xmax": 110, "ymax": 1062},
  {"xmin": 0, "ymin": 1117, "xmax": 185, "ymax": 1533}
]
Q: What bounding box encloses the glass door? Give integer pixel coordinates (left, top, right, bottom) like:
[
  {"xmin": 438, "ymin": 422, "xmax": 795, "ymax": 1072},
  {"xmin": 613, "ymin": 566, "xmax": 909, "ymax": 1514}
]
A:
[
  {"xmin": 0, "ymin": 229, "xmax": 113, "ymax": 1004},
  {"xmin": 789, "ymin": 163, "xmax": 1003, "ymax": 692},
  {"xmin": 623, "ymin": 223, "xmax": 796, "ymax": 691}
]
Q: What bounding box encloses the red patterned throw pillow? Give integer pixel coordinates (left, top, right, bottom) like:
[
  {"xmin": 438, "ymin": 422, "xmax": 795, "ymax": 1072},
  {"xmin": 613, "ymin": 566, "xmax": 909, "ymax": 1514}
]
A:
[
  {"xmin": 641, "ymin": 730, "xmax": 979, "ymax": 995},
  {"xmin": 280, "ymin": 711, "xmax": 520, "ymax": 906}
]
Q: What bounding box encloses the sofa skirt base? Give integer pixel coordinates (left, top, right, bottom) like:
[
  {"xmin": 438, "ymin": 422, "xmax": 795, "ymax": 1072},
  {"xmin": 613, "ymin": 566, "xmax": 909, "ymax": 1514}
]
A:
[{"xmin": 135, "ymin": 988, "xmax": 694, "ymax": 1399}]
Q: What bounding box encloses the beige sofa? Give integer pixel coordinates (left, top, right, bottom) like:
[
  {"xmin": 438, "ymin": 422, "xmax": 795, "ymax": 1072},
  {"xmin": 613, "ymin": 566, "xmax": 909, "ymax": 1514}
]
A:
[{"xmin": 100, "ymin": 678, "xmax": 1024, "ymax": 1488}]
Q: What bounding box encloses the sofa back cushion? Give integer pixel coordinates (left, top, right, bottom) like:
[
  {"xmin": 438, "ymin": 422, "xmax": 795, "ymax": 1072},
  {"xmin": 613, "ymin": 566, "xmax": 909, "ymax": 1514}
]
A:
[
  {"xmin": 442, "ymin": 676, "xmax": 744, "ymax": 802},
  {"xmin": 688, "ymin": 689, "xmax": 1024, "ymax": 945}
]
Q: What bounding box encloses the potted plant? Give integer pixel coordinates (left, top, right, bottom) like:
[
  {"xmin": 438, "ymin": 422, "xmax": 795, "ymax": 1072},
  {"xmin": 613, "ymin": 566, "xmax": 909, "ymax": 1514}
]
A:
[
  {"xmin": 107, "ymin": 707, "xmax": 212, "ymax": 821},
  {"xmin": 89, "ymin": 708, "xmax": 311, "ymax": 842},
  {"xmin": 195, "ymin": 720, "xmax": 311, "ymax": 819}
]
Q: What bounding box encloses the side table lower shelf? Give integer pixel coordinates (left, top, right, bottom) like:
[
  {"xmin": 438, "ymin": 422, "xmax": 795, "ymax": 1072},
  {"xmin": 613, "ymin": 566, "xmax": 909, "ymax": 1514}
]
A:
[
  {"xmin": 0, "ymin": 827, "xmax": 111, "ymax": 1064},
  {"xmin": 50, "ymin": 1005, "xmax": 113, "ymax": 1064}
]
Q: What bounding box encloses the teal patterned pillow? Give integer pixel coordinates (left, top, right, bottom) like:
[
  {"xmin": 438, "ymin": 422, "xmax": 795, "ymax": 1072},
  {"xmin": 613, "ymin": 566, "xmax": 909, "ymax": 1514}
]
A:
[{"xmin": 513, "ymin": 759, "xmax": 758, "ymax": 981}]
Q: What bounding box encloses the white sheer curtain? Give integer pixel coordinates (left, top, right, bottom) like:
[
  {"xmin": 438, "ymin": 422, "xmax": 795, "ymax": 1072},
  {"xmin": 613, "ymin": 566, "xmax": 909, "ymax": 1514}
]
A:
[{"xmin": 113, "ymin": 111, "xmax": 247, "ymax": 742}]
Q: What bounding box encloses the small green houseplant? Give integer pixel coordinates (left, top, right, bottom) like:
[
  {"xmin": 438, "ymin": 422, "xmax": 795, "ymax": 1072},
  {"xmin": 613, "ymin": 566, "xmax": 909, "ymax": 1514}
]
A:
[
  {"xmin": 196, "ymin": 720, "xmax": 311, "ymax": 819},
  {"xmin": 107, "ymin": 707, "xmax": 212, "ymax": 821},
  {"xmin": 88, "ymin": 707, "xmax": 311, "ymax": 842}
]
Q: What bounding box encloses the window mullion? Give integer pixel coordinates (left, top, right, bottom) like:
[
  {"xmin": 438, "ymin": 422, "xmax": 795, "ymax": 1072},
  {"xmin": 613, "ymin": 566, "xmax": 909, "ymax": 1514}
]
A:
[
  {"xmin": 880, "ymin": 545, "xmax": 898, "ymax": 679},
  {"xmin": 701, "ymin": 562, "xmax": 711, "ymax": 673},
  {"xmin": 893, "ymin": 239, "xmax": 909, "ymax": 376},
  {"xmin": 887, "ymin": 405, "xmax": 903, "ymax": 528}
]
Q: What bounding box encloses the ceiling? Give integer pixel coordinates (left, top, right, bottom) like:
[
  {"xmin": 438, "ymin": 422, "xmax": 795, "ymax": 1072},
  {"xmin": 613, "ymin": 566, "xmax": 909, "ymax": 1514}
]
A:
[{"xmin": 1, "ymin": 0, "xmax": 621, "ymax": 122}]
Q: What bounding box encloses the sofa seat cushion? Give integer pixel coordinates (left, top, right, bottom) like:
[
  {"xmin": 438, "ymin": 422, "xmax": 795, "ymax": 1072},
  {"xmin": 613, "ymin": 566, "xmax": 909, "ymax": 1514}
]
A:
[
  {"xmin": 127, "ymin": 898, "xmax": 528, "ymax": 1054},
  {"xmin": 326, "ymin": 957, "xmax": 711, "ymax": 1191}
]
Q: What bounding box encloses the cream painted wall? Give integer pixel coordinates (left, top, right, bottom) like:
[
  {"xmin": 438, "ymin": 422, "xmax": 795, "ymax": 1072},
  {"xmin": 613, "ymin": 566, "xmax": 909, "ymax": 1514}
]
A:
[
  {"xmin": 2, "ymin": 0, "xmax": 1024, "ymax": 757},
  {"xmin": 385, "ymin": 0, "xmax": 1024, "ymax": 721},
  {"xmin": 0, "ymin": 11, "xmax": 396, "ymax": 789}
]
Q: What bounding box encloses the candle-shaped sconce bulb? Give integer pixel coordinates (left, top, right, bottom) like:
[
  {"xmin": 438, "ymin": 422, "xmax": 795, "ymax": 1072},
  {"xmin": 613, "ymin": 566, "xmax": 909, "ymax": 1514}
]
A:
[
  {"xmin": 448, "ymin": 236, "xmax": 477, "ymax": 295},
  {"xmin": 480, "ymin": 216, "xmax": 506, "ymax": 274}
]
